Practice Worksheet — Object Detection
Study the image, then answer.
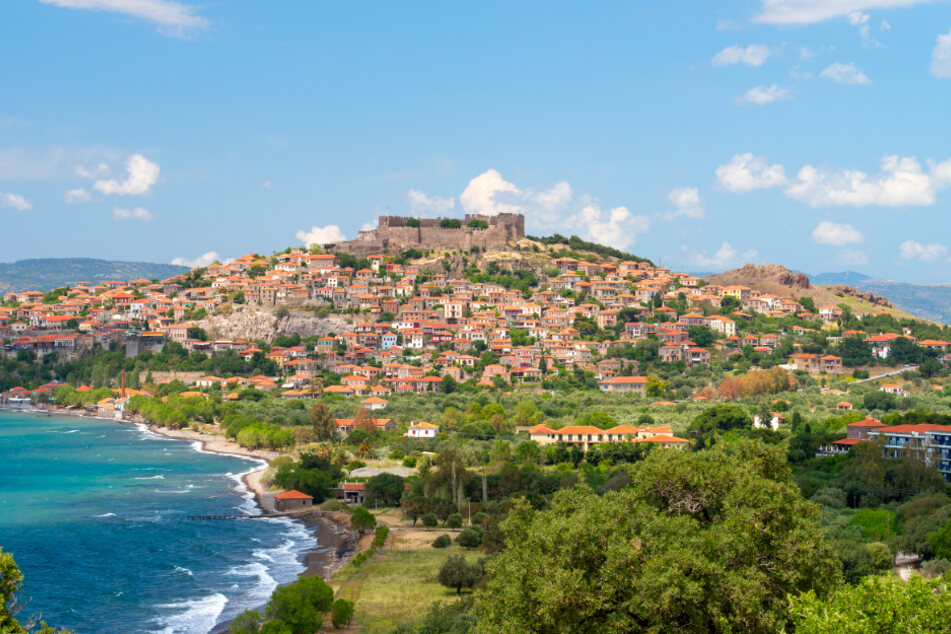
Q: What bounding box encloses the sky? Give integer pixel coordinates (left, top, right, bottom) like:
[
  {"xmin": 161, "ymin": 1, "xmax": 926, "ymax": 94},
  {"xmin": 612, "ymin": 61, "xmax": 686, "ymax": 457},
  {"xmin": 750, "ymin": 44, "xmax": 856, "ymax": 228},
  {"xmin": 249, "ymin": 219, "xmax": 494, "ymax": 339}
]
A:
[{"xmin": 1, "ymin": 0, "xmax": 951, "ymax": 283}]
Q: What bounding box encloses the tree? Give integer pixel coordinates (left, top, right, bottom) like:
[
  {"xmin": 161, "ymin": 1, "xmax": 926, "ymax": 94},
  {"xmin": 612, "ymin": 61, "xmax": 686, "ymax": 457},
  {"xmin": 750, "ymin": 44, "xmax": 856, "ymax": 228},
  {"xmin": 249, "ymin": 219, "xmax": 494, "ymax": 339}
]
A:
[
  {"xmin": 350, "ymin": 506, "xmax": 377, "ymax": 532},
  {"xmin": 456, "ymin": 527, "xmax": 483, "ymax": 549},
  {"xmin": 474, "ymin": 441, "xmax": 842, "ymax": 633},
  {"xmin": 790, "ymin": 574, "xmax": 951, "ymax": 633},
  {"xmin": 1, "ymin": 548, "xmax": 72, "ymax": 634},
  {"xmin": 437, "ymin": 555, "xmax": 484, "ymax": 595},
  {"xmin": 514, "ymin": 440, "xmax": 541, "ymax": 465},
  {"xmin": 331, "ymin": 599, "xmax": 355, "ymax": 628},
  {"xmin": 365, "ymin": 473, "xmax": 405, "ymax": 506},
  {"xmin": 406, "ymin": 218, "xmax": 421, "ymax": 228},
  {"xmin": 688, "ymin": 326, "xmax": 715, "ymax": 348},
  {"xmin": 439, "ymin": 218, "xmax": 462, "ymax": 229},
  {"xmin": 446, "ymin": 513, "xmax": 464, "ymax": 528},
  {"xmin": 308, "ymin": 402, "xmax": 336, "ymax": 441},
  {"xmin": 265, "ymin": 576, "xmax": 334, "ymax": 632},
  {"xmin": 352, "ymin": 407, "xmax": 376, "ymax": 434}
]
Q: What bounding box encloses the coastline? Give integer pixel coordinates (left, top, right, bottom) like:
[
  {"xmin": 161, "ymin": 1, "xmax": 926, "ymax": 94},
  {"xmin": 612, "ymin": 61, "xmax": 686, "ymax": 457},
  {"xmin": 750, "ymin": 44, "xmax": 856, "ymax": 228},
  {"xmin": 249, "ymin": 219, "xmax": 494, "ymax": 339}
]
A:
[{"xmin": 1, "ymin": 405, "xmax": 359, "ymax": 632}]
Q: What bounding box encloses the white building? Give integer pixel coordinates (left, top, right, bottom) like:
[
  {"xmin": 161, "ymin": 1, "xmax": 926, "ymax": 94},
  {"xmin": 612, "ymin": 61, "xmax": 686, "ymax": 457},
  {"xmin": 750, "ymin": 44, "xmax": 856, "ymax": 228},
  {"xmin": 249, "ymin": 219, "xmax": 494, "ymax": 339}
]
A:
[{"xmin": 405, "ymin": 421, "xmax": 439, "ymax": 438}]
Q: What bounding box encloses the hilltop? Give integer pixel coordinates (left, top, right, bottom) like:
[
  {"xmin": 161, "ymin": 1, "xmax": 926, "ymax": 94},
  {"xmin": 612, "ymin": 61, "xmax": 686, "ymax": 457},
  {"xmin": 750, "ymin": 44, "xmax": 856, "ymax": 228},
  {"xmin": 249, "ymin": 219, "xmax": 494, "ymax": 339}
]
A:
[
  {"xmin": 705, "ymin": 263, "xmax": 926, "ymax": 323},
  {"xmin": 0, "ymin": 258, "xmax": 188, "ymax": 294}
]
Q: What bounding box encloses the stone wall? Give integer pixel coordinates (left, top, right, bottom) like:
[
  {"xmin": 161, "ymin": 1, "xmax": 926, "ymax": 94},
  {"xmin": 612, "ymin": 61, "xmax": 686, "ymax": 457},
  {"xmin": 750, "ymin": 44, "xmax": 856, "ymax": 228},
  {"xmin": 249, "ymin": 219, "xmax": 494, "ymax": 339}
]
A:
[{"xmin": 332, "ymin": 213, "xmax": 524, "ymax": 255}]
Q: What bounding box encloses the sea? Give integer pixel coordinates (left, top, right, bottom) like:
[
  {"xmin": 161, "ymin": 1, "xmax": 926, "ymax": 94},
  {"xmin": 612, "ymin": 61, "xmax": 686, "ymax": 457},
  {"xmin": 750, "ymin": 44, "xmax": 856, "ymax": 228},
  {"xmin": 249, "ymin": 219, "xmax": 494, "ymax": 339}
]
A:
[{"xmin": 0, "ymin": 411, "xmax": 313, "ymax": 633}]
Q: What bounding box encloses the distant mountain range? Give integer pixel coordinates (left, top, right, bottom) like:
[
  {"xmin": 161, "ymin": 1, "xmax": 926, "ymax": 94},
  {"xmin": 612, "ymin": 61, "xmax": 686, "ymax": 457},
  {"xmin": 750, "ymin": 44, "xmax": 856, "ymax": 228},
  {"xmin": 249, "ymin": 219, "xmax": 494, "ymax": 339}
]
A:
[
  {"xmin": 0, "ymin": 258, "xmax": 189, "ymax": 294},
  {"xmin": 809, "ymin": 271, "xmax": 951, "ymax": 324}
]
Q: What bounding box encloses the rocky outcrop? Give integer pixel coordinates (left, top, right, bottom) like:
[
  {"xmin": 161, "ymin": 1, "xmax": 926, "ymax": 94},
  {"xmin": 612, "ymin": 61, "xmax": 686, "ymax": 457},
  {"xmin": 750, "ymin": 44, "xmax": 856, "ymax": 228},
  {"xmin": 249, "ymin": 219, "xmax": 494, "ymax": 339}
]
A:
[
  {"xmin": 196, "ymin": 307, "xmax": 351, "ymax": 343},
  {"xmin": 708, "ymin": 264, "xmax": 811, "ymax": 290},
  {"xmin": 830, "ymin": 285, "xmax": 894, "ymax": 308}
]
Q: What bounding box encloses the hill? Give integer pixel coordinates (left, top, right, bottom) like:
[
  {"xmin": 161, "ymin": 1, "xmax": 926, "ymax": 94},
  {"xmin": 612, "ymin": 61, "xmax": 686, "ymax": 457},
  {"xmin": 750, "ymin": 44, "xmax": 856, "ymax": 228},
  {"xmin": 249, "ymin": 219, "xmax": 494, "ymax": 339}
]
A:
[
  {"xmin": 809, "ymin": 271, "xmax": 872, "ymax": 286},
  {"xmin": 704, "ymin": 264, "xmax": 931, "ymax": 323},
  {"xmin": 850, "ymin": 278, "xmax": 951, "ymax": 324},
  {"xmin": 0, "ymin": 258, "xmax": 188, "ymax": 293}
]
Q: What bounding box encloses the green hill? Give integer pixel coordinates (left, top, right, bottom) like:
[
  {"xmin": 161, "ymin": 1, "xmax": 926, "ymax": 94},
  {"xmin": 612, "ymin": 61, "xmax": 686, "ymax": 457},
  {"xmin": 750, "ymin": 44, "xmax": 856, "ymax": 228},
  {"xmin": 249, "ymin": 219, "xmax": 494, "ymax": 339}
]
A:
[{"xmin": 0, "ymin": 258, "xmax": 189, "ymax": 293}]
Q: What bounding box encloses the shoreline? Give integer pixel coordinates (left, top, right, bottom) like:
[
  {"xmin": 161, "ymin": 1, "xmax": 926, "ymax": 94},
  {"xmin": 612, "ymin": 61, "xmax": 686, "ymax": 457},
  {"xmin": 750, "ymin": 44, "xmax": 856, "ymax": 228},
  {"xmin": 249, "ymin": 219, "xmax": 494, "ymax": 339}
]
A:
[{"xmin": 1, "ymin": 405, "xmax": 359, "ymax": 632}]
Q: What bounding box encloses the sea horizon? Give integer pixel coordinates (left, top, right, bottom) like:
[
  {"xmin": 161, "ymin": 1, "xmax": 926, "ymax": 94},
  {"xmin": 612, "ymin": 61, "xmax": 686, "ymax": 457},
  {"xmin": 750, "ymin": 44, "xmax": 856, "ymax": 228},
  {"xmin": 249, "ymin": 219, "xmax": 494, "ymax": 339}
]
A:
[{"xmin": 0, "ymin": 410, "xmax": 313, "ymax": 634}]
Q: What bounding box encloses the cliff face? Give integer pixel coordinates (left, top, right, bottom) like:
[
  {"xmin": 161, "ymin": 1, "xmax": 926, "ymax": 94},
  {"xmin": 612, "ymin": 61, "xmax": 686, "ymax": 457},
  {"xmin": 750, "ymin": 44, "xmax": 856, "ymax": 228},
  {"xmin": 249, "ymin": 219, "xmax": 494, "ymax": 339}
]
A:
[
  {"xmin": 830, "ymin": 285, "xmax": 894, "ymax": 308},
  {"xmin": 196, "ymin": 307, "xmax": 351, "ymax": 343}
]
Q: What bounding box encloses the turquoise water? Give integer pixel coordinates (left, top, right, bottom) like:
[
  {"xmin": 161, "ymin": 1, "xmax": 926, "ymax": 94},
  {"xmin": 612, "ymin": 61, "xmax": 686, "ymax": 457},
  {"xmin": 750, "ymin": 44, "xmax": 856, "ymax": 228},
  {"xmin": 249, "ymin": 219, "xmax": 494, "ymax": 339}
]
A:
[{"xmin": 0, "ymin": 411, "xmax": 312, "ymax": 633}]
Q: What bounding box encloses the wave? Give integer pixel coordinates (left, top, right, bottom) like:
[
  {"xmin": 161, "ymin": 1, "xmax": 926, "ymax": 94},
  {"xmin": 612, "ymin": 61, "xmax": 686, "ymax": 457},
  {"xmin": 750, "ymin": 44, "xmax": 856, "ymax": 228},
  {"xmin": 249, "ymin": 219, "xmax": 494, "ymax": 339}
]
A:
[
  {"xmin": 94, "ymin": 512, "xmax": 117, "ymax": 518},
  {"xmin": 226, "ymin": 562, "xmax": 277, "ymax": 603},
  {"xmin": 173, "ymin": 565, "xmax": 194, "ymax": 577},
  {"xmin": 62, "ymin": 429, "xmax": 80, "ymax": 434},
  {"xmin": 154, "ymin": 489, "xmax": 191, "ymax": 494},
  {"xmin": 133, "ymin": 475, "xmax": 165, "ymax": 480},
  {"xmin": 154, "ymin": 592, "xmax": 227, "ymax": 634}
]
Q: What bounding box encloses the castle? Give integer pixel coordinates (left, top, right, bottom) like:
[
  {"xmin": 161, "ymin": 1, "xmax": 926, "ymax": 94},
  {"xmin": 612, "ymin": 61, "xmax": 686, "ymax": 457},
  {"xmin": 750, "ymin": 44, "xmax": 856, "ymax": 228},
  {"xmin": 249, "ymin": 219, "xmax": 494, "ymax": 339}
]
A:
[{"xmin": 330, "ymin": 213, "xmax": 525, "ymax": 256}]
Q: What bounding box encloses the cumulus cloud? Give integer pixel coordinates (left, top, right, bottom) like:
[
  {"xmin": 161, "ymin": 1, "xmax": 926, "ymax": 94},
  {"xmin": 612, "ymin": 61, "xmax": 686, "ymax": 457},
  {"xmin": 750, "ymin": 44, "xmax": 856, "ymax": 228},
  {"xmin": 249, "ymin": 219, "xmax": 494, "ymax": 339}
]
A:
[
  {"xmin": 93, "ymin": 154, "xmax": 159, "ymax": 196},
  {"xmin": 933, "ymin": 29, "xmax": 951, "ymax": 79},
  {"xmin": 112, "ymin": 206, "xmax": 152, "ymax": 221},
  {"xmin": 171, "ymin": 251, "xmax": 220, "ymax": 268},
  {"xmin": 712, "ymin": 44, "xmax": 771, "ymax": 67},
  {"xmin": 459, "ymin": 169, "xmax": 574, "ymax": 229},
  {"xmin": 899, "ymin": 239, "xmax": 949, "ymax": 261},
  {"xmin": 820, "ymin": 62, "xmax": 871, "ymax": 84},
  {"xmin": 754, "ymin": 0, "xmax": 929, "ymax": 25},
  {"xmin": 0, "ymin": 193, "xmax": 32, "ymax": 211},
  {"xmin": 715, "ymin": 153, "xmax": 788, "ymax": 192},
  {"xmin": 38, "ymin": 0, "xmax": 209, "ymax": 37},
  {"xmin": 735, "ymin": 84, "xmax": 791, "ymax": 105},
  {"xmin": 296, "ymin": 225, "xmax": 346, "ymax": 246},
  {"xmin": 687, "ymin": 242, "xmax": 758, "ymax": 270},
  {"xmin": 64, "ymin": 188, "xmax": 93, "ymax": 203},
  {"xmin": 75, "ymin": 162, "xmax": 110, "ymax": 178},
  {"xmin": 812, "ymin": 221, "xmax": 865, "ymax": 246},
  {"xmin": 719, "ymin": 153, "xmax": 951, "ymax": 207},
  {"xmin": 405, "ymin": 189, "xmax": 455, "ymax": 216},
  {"xmin": 786, "ymin": 155, "xmax": 951, "ymax": 207},
  {"xmin": 567, "ymin": 205, "xmax": 649, "ymax": 250},
  {"xmin": 660, "ymin": 187, "xmax": 705, "ymax": 220}
]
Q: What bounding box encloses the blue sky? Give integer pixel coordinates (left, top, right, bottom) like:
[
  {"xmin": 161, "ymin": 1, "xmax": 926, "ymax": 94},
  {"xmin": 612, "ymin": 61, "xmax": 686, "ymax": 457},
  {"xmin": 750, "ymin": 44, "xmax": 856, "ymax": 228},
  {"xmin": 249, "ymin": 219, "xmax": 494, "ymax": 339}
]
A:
[{"xmin": 1, "ymin": 0, "xmax": 950, "ymax": 282}]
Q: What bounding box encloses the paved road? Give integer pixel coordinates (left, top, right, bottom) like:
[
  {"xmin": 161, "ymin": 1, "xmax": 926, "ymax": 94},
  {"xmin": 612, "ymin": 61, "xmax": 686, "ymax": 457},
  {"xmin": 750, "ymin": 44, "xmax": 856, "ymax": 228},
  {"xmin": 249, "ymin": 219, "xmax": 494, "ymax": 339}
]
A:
[{"xmin": 855, "ymin": 365, "xmax": 917, "ymax": 383}]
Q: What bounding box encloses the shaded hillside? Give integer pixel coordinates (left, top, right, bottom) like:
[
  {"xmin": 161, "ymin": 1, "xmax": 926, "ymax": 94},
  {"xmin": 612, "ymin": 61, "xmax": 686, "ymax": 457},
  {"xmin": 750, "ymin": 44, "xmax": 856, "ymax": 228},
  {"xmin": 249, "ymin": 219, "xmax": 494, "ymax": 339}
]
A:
[
  {"xmin": 704, "ymin": 264, "xmax": 929, "ymax": 323},
  {"xmin": 851, "ymin": 279, "xmax": 951, "ymax": 324},
  {"xmin": 0, "ymin": 258, "xmax": 188, "ymax": 293}
]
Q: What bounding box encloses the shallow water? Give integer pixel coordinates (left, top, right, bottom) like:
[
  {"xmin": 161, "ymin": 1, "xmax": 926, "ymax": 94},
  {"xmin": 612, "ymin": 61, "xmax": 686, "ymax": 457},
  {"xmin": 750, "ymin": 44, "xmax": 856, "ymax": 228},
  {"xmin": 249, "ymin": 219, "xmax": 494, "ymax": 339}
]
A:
[{"xmin": 0, "ymin": 412, "xmax": 311, "ymax": 633}]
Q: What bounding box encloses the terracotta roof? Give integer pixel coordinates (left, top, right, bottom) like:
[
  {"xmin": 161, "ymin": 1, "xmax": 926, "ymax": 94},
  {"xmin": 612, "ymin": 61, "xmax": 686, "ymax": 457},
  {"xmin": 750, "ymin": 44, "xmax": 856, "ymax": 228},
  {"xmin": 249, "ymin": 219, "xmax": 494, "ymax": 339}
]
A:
[{"xmin": 275, "ymin": 490, "xmax": 313, "ymax": 500}]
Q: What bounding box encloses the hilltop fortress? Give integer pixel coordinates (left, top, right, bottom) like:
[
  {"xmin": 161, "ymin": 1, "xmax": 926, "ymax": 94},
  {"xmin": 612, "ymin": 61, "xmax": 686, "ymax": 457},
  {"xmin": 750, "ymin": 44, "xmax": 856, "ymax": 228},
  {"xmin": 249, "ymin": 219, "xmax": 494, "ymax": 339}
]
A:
[{"xmin": 330, "ymin": 213, "xmax": 525, "ymax": 256}]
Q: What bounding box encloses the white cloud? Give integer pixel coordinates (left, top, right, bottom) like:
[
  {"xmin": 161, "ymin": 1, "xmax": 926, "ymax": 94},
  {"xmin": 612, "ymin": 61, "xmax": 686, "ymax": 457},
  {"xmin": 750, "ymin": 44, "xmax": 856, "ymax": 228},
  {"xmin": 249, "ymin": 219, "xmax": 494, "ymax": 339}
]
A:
[
  {"xmin": 405, "ymin": 189, "xmax": 455, "ymax": 216},
  {"xmin": 899, "ymin": 239, "xmax": 949, "ymax": 261},
  {"xmin": 715, "ymin": 153, "xmax": 788, "ymax": 192},
  {"xmin": 0, "ymin": 147, "xmax": 120, "ymax": 181},
  {"xmin": 460, "ymin": 169, "xmax": 573, "ymax": 228},
  {"xmin": 296, "ymin": 225, "xmax": 346, "ymax": 246},
  {"xmin": 754, "ymin": 0, "xmax": 929, "ymax": 25},
  {"xmin": 932, "ymin": 29, "xmax": 951, "ymax": 79},
  {"xmin": 721, "ymin": 153, "xmax": 951, "ymax": 207},
  {"xmin": 460, "ymin": 169, "xmax": 525, "ymax": 216},
  {"xmin": 0, "ymin": 193, "xmax": 32, "ymax": 211},
  {"xmin": 568, "ymin": 205, "xmax": 649, "ymax": 250},
  {"xmin": 820, "ymin": 62, "xmax": 871, "ymax": 84},
  {"xmin": 38, "ymin": 0, "xmax": 208, "ymax": 37},
  {"xmin": 786, "ymin": 155, "xmax": 950, "ymax": 207},
  {"xmin": 687, "ymin": 242, "xmax": 758, "ymax": 270},
  {"xmin": 64, "ymin": 188, "xmax": 93, "ymax": 203},
  {"xmin": 171, "ymin": 251, "xmax": 220, "ymax": 268},
  {"xmin": 112, "ymin": 206, "xmax": 152, "ymax": 221},
  {"xmin": 736, "ymin": 84, "xmax": 791, "ymax": 105},
  {"xmin": 848, "ymin": 10, "xmax": 870, "ymax": 25},
  {"xmin": 75, "ymin": 162, "xmax": 110, "ymax": 178},
  {"xmin": 660, "ymin": 187, "xmax": 705, "ymax": 220},
  {"xmin": 712, "ymin": 44, "xmax": 771, "ymax": 67},
  {"xmin": 93, "ymin": 154, "xmax": 159, "ymax": 196},
  {"xmin": 812, "ymin": 220, "xmax": 865, "ymax": 245}
]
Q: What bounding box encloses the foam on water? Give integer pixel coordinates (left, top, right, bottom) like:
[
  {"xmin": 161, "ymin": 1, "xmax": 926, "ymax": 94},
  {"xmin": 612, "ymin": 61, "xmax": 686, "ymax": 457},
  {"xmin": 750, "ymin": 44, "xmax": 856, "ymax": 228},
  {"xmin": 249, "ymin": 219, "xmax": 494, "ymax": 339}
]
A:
[
  {"xmin": 94, "ymin": 512, "xmax": 117, "ymax": 518},
  {"xmin": 154, "ymin": 592, "xmax": 228, "ymax": 634},
  {"xmin": 134, "ymin": 475, "xmax": 165, "ymax": 480}
]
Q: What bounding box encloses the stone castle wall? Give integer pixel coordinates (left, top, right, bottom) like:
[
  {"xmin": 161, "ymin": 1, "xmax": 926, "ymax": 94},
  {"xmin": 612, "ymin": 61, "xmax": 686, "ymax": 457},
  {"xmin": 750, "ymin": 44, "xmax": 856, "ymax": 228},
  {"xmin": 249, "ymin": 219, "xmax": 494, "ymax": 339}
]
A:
[{"xmin": 332, "ymin": 213, "xmax": 524, "ymax": 255}]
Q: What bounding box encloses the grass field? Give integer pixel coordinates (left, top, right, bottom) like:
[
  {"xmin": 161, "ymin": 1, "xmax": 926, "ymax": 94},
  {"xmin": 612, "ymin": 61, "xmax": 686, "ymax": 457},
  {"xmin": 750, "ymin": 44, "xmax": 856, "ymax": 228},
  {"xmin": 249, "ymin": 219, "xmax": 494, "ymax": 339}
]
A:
[{"xmin": 333, "ymin": 529, "xmax": 478, "ymax": 633}]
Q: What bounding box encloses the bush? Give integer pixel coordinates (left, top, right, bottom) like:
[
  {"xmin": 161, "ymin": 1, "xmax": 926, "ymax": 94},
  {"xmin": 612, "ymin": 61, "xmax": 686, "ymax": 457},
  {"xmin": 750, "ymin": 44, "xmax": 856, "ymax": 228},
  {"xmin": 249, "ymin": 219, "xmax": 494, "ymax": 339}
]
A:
[
  {"xmin": 437, "ymin": 554, "xmax": 484, "ymax": 594},
  {"xmin": 456, "ymin": 527, "xmax": 483, "ymax": 549},
  {"xmin": 421, "ymin": 512, "xmax": 439, "ymax": 527},
  {"xmin": 472, "ymin": 511, "xmax": 489, "ymax": 527},
  {"xmin": 347, "ymin": 459, "xmax": 367, "ymax": 471},
  {"xmin": 446, "ymin": 513, "xmax": 464, "ymax": 529},
  {"xmin": 331, "ymin": 598, "xmax": 355, "ymax": 628},
  {"xmin": 389, "ymin": 448, "xmax": 404, "ymax": 460},
  {"xmin": 351, "ymin": 506, "xmax": 377, "ymax": 532},
  {"xmin": 922, "ymin": 558, "xmax": 951, "ymax": 579},
  {"xmin": 433, "ymin": 534, "xmax": 453, "ymax": 548},
  {"xmin": 402, "ymin": 455, "xmax": 417, "ymax": 468}
]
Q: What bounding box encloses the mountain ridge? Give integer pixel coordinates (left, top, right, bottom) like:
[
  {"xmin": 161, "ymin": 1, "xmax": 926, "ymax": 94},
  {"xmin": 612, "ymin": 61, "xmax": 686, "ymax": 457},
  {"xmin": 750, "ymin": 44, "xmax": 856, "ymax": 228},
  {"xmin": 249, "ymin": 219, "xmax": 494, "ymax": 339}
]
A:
[{"xmin": 0, "ymin": 258, "xmax": 189, "ymax": 294}]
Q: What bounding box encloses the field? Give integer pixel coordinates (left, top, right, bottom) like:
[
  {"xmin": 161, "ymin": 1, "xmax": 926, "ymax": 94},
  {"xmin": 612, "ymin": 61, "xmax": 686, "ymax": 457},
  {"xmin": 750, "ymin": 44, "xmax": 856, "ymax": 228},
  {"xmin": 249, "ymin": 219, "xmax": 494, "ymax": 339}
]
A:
[{"xmin": 332, "ymin": 523, "xmax": 479, "ymax": 633}]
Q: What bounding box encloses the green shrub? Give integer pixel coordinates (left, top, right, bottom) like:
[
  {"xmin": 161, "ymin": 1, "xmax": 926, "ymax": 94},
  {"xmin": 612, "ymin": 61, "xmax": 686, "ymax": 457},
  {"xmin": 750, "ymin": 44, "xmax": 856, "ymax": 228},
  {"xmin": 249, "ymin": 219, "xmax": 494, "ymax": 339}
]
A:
[
  {"xmin": 331, "ymin": 598, "xmax": 355, "ymax": 628},
  {"xmin": 402, "ymin": 455, "xmax": 417, "ymax": 468},
  {"xmin": 456, "ymin": 526, "xmax": 483, "ymax": 549},
  {"xmin": 389, "ymin": 448, "xmax": 404, "ymax": 460},
  {"xmin": 351, "ymin": 506, "xmax": 377, "ymax": 532},
  {"xmin": 421, "ymin": 513, "xmax": 439, "ymax": 527},
  {"xmin": 433, "ymin": 534, "xmax": 453, "ymax": 548},
  {"xmin": 446, "ymin": 513, "xmax": 463, "ymax": 529}
]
